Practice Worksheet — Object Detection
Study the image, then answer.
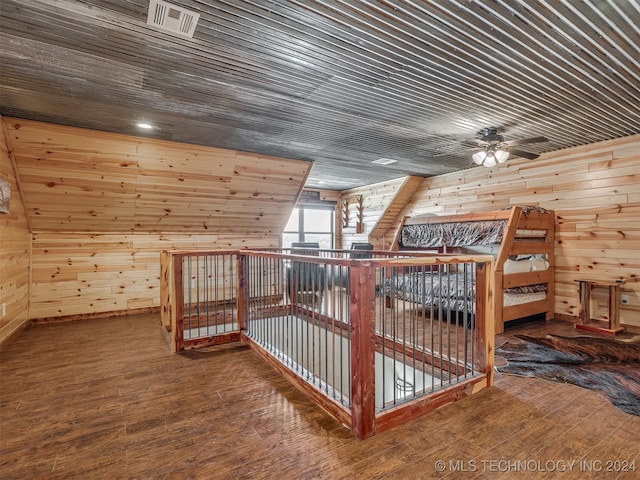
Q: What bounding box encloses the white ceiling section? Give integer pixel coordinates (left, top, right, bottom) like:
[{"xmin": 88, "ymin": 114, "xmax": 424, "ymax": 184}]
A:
[{"xmin": 1, "ymin": 0, "xmax": 639, "ymax": 190}]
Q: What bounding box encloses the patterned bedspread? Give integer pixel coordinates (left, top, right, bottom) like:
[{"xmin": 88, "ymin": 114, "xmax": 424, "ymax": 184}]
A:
[
  {"xmin": 385, "ymin": 271, "xmax": 476, "ymax": 312},
  {"xmin": 385, "ymin": 270, "xmax": 547, "ymax": 312},
  {"xmin": 400, "ymin": 220, "xmax": 507, "ymax": 248},
  {"xmin": 399, "ymin": 206, "xmax": 550, "ymax": 249}
]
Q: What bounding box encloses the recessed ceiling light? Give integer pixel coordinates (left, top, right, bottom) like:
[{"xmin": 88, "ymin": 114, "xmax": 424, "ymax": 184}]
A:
[
  {"xmin": 372, "ymin": 158, "xmax": 398, "ymax": 165},
  {"xmin": 136, "ymin": 122, "xmax": 154, "ymax": 129}
]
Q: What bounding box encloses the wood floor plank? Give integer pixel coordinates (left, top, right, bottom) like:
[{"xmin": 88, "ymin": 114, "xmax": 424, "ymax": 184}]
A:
[{"xmin": 1, "ymin": 313, "xmax": 639, "ymax": 479}]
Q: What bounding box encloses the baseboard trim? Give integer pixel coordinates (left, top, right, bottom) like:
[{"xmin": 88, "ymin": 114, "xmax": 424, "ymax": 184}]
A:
[{"xmin": 30, "ymin": 306, "xmax": 160, "ymax": 325}]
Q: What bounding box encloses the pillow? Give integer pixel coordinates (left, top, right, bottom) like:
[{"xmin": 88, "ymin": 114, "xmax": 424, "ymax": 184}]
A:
[
  {"xmin": 509, "ymin": 254, "xmax": 532, "ymax": 261},
  {"xmin": 504, "ymin": 258, "xmax": 532, "ymax": 274},
  {"xmin": 530, "ymin": 258, "xmax": 549, "ymax": 271}
]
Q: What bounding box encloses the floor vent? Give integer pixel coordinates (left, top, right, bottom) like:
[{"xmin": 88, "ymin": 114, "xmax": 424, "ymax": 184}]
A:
[{"xmin": 147, "ymin": 0, "xmax": 200, "ymax": 38}]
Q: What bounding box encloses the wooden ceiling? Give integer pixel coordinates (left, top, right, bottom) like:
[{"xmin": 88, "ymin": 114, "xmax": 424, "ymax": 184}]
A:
[
  {"xmin": 4, "ymin": 118, "xmax": 311, "ymax": 233},
  {"xmin": 1, "ymin": 0, "xmax": 639, "ymax": 190}
]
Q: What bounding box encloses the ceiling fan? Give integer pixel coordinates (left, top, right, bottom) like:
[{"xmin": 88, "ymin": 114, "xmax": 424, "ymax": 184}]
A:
[{"xmin": 463, "ymin": 127, "xmax": 548, "ymax": 167}]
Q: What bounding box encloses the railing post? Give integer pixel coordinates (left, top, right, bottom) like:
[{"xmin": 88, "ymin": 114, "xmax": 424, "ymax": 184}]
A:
[
  {"xmin": 237, "ymin": 252, "xmax": 248, "ymax": 331},
  {"xmin": 160, "ymin": 251, "xmax": 171, "ymax": 329},
  {"xmin": 349, "ymin": 261, "xmax": 376, "ymax": 439},
  {"xmin": 171, "ymin": 253, "xmax": 184, "ymax": 353},
  {"xmin": 474, "ymin": 260, "xmax": 495, "ymax": 385}
]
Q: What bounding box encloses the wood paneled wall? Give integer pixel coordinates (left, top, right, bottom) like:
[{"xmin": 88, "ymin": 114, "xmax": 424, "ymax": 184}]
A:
[
  {"xmin": 3, "ymin": 118, "xmax": 314, "ymax": 322},
  {"xmin": 389, "ymin": 135, "xmax": 639, "ymax": 328},
  {"xmin": 4, "ymin": 118, "xmax": 312, "ymax": 234},
  {"xmin": 0, "ymin": 122, "xmax": 30, "ymax": 344},
  {"xmin": 340, "ymin": 177, "xmax": 417, "ymax": 249},
  {"xmin": 30, "ymin": 232, "xmax": 280, "ymax": 320}
]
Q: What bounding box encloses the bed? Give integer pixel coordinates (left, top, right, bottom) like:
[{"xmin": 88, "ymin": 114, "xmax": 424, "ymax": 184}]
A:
[
  {"xmin": 385, "ymin": 267, "xmax": 476, "ymax": 321},
  {"xmin": 389, "ymin": 205, "xmax": 555, "ymax": 333}
]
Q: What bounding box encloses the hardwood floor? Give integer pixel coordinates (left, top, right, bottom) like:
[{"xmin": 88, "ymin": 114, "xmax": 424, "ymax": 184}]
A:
[{"xmin": 1, "ymin": 314, "xmax": 638, "ymax": 479}]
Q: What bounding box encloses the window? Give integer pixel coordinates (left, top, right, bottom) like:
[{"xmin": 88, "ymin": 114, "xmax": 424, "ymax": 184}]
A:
[{"xmin": 283, "ymin": 205, "xmax": 335, "ymax": 249}]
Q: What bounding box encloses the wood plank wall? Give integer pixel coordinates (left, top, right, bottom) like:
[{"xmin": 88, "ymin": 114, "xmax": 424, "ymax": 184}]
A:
[
  {"xmin": 3, "ymin": 118, "xmax": 314, "ymax": 322},
  {"xmin": 382, "ymin": 135, "xmax": 640, "ymax": 329},
  {"xmin": 339, "ymin": 177, "xmax": 411, "ymax": 249},
  {"xmin": 4, "ymin": 118, "xmax": 312, "ymax": 234},
  {"xmin": 30, "ymin": 233, "xmax": 280, "ymax": 320},
  {"xmin": 0, "ymin": 124, "xmax": 30, "ymax": 344}
]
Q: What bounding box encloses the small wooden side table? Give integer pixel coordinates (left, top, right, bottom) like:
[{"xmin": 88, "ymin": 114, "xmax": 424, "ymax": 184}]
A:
[{"xmin": 574, "ymin": 279, "xmax": 625, "ymax": 335}]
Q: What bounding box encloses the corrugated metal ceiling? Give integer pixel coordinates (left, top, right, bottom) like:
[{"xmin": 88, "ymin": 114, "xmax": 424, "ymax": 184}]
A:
[{"xmin": 1, "ymin": 0, "xmax": 639, "ymax": 190}]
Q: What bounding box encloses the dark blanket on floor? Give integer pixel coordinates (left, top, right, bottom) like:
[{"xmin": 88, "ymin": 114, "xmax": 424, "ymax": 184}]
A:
[{"xmin": 496, "ymin": 334, "xmax": 640, "ymax": 416}]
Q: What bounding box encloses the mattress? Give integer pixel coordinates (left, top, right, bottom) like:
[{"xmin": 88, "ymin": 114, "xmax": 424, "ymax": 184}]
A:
[{"xmin": 503, "ymin": 290, "xmax": 547, "ymax": 307}]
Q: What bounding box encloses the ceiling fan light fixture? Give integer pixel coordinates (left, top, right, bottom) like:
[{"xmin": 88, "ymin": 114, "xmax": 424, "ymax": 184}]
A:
[
  {"xmin": 483, "ymin": 154, "xmax": 497, "ymax": 168},
  {"xmin": 467, "ymin": 127, "xmax": 546, "ymax": 168},
  {"xmin": 472, "ymin": 145, "xmax": 509, "ymax": 168},
  {"xmin": 472, "ymin": 151, "xmax": 486, "ymax": 165},
  {"xmin": 495, "ymin": 149, "xmax": 509, "ymax": 163}
]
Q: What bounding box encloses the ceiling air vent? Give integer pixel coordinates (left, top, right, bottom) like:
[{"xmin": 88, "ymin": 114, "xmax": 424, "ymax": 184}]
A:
[{"xmin": 147, "ymin": 0, "xmax": 200, "ymax": 38}]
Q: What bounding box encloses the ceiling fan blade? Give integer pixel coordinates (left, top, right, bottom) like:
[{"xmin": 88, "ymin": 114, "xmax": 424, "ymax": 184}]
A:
[
  {"xmin": 462, "ymin": 139, "xmax": 488, "ymax": 147},
  {"xmin": 505, "ymin": 136, "xmax": 548, "ymax": 147},
  {"xmin": 510, "ymin": 149, "xmax": 540, "ymax": 160}
]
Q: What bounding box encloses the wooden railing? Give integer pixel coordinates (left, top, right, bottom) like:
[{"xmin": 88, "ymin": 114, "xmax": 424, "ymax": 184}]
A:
[
  {"xmin": 160, "ymin": 250, "xmax": 244, "ymax": 352},
  {"xmin": 161, "ymin": 249, "xmax": 494, "ymax": 439}
]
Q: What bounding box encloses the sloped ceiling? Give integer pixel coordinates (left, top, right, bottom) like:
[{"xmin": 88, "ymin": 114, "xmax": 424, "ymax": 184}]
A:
[
  {"xmin": 1, "ymin": 0, "xmax": 639, "ymax": 190},
  {"xmin": 3, "ymin": 118, "xmax": 311, "ymax": 233}
]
